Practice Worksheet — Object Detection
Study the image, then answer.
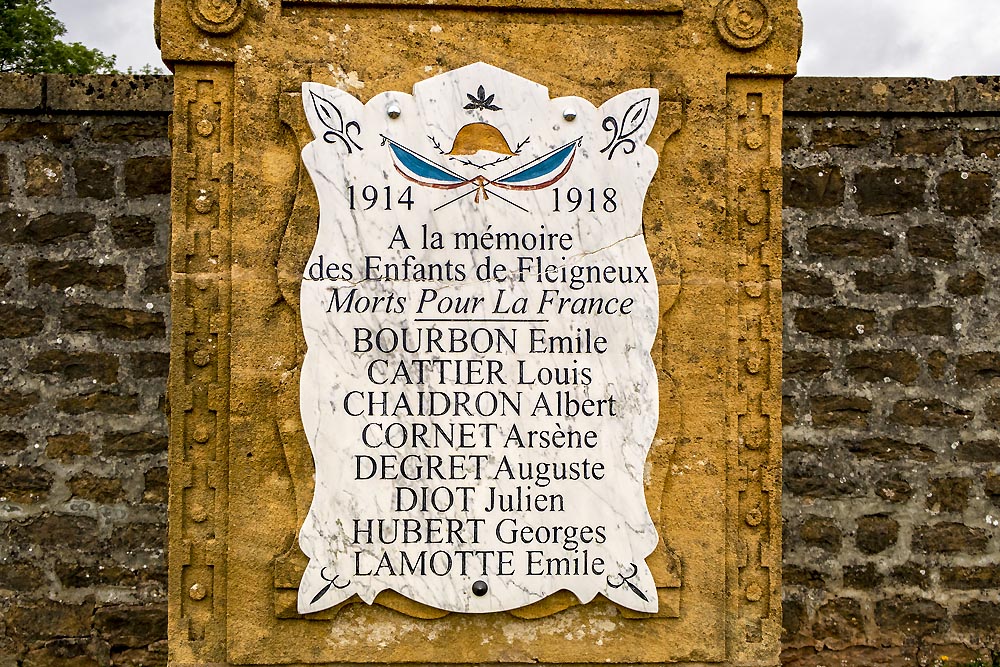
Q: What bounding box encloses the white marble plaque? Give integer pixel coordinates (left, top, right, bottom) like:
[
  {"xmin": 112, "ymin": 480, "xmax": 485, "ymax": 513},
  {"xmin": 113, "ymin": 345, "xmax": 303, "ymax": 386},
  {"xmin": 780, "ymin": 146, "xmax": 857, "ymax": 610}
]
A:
[{"xmin": 297, "ymin": 63, "xmax": 660, "ymax": 614}]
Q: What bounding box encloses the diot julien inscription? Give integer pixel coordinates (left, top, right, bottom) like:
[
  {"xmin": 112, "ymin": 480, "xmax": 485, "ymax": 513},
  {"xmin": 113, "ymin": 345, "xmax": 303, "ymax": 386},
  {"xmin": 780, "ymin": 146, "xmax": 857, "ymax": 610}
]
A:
[{"xmin": 297, "ymin": 63, "xmax": 661, "ymax": 614}]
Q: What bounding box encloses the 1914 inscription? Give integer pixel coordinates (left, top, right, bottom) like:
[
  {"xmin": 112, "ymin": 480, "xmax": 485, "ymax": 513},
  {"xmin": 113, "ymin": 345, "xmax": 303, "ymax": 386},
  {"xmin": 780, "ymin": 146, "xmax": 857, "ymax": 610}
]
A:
[{"xmin": 297, "ymin": 63, "xmax": 661, "ymax": 614}]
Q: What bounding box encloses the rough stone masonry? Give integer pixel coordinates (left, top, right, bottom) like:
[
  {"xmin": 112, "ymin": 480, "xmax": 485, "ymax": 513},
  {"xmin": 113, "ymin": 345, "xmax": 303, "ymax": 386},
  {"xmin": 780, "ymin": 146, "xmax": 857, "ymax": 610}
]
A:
[
  {"xmin": 0, "ymin": 74, "xmax": 998, "ymax": 666},
  {"xmin": 782, "ymin": 77, "xmax": 1000, "ymax": 666},
  {"xmin": 0, "ymin": 75, "xmax": 171, "ymax": 667}
]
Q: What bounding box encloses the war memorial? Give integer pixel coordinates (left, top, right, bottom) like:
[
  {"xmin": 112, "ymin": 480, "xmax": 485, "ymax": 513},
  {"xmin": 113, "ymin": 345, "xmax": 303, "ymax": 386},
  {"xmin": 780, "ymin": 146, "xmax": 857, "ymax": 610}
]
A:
[
  {"xmin": 3, "ymin": 1, "xmax": 1000, "ymax": 666},
  {"xmin": 156, "ymin": 0, "xmax": 798, "ymax": 664}
]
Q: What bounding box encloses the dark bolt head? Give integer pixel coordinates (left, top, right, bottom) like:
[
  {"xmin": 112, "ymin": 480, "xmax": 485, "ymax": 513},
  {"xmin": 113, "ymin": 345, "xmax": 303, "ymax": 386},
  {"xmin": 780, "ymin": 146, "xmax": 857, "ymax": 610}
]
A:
[{"xmin": 472, "ymin": 580, "xmax": 488, "ymax": 596}]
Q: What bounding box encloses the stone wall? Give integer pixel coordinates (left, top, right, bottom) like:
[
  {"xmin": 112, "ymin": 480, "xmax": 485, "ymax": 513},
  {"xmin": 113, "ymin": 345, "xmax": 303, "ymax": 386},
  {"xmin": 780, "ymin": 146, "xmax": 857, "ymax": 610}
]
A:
[
  {"xmin": 782, "ymin": 77, "xmax": 1000, "ymax": 666},
  {"xmin": 0, "ymin": 74, "xmax": 998, "ymax": 666},
  {"xmin": 0, "ymin": 76, "xmax": 172, "ymax": 667}
]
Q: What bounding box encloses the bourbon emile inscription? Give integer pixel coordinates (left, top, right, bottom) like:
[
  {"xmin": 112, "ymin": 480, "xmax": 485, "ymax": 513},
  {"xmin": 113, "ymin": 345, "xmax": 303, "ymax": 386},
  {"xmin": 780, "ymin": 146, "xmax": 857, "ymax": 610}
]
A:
[{"xmin": 297, "ymin": 63, "xmax": 660, "ymax": 614}]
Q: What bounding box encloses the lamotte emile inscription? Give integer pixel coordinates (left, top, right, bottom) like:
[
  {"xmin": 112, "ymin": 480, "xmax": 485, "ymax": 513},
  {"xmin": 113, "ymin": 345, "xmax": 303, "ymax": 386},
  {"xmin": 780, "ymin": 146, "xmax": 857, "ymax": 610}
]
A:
[{"xmin": 297, "ymin": 63, "xmax": 661, "ymax": 614}]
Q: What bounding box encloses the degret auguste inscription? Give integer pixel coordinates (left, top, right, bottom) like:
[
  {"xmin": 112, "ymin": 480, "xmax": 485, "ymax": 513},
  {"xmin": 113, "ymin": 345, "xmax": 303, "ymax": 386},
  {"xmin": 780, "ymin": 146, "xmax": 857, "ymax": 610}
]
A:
[{"xmin": 297, "ymin": 63, "xmax": 661, "ymax": 614}]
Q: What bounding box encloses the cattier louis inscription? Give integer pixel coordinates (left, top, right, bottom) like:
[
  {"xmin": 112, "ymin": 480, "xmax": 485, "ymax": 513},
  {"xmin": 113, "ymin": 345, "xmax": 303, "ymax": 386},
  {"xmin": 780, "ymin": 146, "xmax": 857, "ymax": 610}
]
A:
[{"xmin": 297, "ymin": 63, "xmax": 661, "ymax": 614}]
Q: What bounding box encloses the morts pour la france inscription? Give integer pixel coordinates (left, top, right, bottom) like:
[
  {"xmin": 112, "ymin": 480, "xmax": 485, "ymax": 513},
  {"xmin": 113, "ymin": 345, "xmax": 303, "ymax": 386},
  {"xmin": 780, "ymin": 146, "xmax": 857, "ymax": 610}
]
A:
[{"xmin": 297, "ymin": 63, "xmax": 661, "ymax": 614}]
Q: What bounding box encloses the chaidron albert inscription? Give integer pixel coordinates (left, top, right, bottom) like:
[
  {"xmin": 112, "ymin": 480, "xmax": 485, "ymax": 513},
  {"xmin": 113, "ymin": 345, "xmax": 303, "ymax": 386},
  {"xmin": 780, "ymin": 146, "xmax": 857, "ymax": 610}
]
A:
[{"xmin": 297, "ymin": 63, "xmax": 661, "ymax": 614}]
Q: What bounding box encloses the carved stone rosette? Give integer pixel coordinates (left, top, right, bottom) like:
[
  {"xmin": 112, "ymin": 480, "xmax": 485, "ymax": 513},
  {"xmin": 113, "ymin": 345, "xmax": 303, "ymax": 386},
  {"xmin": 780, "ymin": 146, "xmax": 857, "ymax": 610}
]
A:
[
  {"xmin": 187, "ymin": 0, "xmax": 245, "ymax": 34},
  {"xmin": 715, "ymin": 0, "xmax": 774, "ymax": 50}
]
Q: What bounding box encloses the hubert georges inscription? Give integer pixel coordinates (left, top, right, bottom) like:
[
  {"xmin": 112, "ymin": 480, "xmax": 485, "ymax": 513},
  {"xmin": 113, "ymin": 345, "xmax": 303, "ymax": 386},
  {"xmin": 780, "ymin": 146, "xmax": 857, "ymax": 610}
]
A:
[{"xmin": 297, "ymin": 63, "xmax": 661, "ymax": 615}]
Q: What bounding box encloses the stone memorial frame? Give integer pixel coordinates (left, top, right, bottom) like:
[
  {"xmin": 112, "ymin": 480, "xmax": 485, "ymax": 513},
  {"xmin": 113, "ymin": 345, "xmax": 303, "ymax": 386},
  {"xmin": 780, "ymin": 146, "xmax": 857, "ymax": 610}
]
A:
[{"xmin": 159, "ymin": 1, "xmax": 800, "ymax": 665}]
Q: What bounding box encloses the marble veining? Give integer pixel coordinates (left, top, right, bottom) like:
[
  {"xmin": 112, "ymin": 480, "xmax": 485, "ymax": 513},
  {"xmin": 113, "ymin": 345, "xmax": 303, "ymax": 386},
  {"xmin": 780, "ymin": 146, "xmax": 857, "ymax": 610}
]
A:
[{"xmin": 297, "ymin": 63, "xmax": 661, "ymax": 614}]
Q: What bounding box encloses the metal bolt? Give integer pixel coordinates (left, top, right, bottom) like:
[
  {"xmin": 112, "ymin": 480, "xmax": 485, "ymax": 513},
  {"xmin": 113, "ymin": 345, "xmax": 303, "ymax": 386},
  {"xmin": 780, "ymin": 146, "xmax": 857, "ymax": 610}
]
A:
[
  {"xmin": 472, "ymin": 580, "xmax": 488, "ymax": 596},
  {"xmin": 563, "ymin": 108, "xmax": 577, "ymax": 121},
  {"xmin": 386, "ymin": 103, "xmax": 401, "ymax": 119}
]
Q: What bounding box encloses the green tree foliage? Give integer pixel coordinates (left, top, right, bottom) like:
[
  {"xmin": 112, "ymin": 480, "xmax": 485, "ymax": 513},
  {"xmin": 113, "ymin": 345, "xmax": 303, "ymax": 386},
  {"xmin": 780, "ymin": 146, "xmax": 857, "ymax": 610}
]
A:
[{"xmin": 0, "ymin": 0, "xmax": 115, "ymax": 73}]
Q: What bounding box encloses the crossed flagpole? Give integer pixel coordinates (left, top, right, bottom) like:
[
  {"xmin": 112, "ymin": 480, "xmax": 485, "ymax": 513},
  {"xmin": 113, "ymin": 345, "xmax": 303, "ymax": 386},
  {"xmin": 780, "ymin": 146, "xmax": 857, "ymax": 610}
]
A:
[{"xmin": 380, "ymin": 135, "xmax": 582, "ymax": 212}]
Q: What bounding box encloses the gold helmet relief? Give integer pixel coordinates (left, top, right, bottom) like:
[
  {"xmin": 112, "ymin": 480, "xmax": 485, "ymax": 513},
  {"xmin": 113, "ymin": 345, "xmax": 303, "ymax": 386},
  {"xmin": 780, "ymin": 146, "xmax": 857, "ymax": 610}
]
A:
[{"xmin": 448, "ymin": 123, "xmax": 515, "ymax": 156}]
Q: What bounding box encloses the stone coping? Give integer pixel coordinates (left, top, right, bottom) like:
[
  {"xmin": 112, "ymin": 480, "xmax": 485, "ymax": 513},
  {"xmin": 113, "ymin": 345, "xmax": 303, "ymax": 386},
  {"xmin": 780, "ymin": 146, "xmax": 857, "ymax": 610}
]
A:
[
  {"xmin": 2, "ymin": 73, "xmax": 1000, "ymax": 115},
  {"xmin": 0, "ymin": 74, "xmax": 172, "ymax": 113},
  {"xmin": 786, "ymin": 76, "xmax": 1000, "ymax": 114}
]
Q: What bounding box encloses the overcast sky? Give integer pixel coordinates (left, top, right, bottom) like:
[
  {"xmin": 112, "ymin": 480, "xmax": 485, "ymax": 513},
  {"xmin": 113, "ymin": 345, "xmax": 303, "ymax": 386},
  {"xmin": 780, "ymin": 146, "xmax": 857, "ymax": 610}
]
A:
[{"xmin": 50, "ymin": 0, "xmax": 1000, "ymax": 79}]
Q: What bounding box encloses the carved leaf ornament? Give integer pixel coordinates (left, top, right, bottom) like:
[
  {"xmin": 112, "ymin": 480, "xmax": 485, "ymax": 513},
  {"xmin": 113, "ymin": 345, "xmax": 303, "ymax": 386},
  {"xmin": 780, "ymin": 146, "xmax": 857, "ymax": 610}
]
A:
[
  {"xmin": 600, "ymin": 97, "xmax": 652, "ymax": 160},
  {"xmin": 310, "ymin": 90, "xmax": 364, "ymax": 153}
]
